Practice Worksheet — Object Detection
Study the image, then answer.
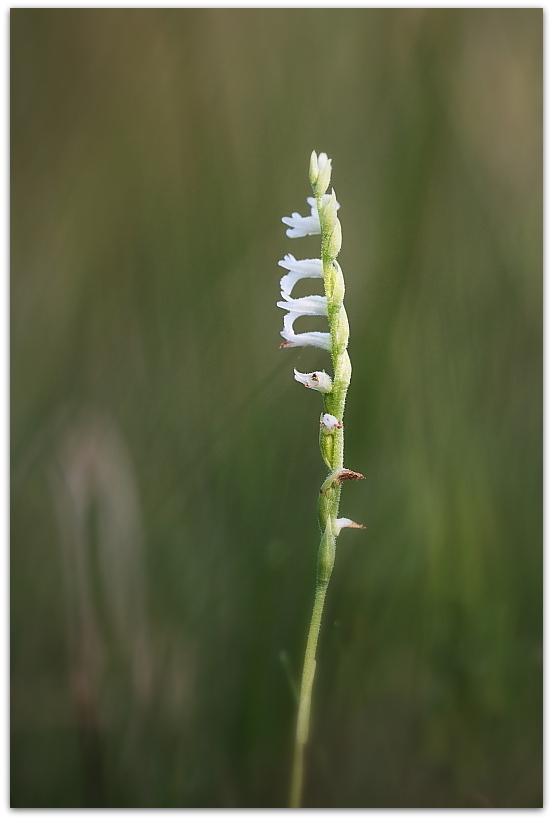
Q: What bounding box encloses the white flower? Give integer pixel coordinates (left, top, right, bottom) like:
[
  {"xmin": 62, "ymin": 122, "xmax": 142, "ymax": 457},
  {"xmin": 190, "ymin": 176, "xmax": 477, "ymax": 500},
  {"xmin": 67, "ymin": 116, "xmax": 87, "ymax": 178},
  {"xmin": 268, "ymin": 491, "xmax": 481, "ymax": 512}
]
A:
[
  {"xmin": 278, "ymin": 254, "xmax": 323, "ymax": 297},
  {"xmin": 276, "ymin": 292, "xmax": 328, "ymax": 316},
  {"xmin": 293, "ymin": 369, "xmax": 333, "ymax": 393},
  {"xmin": 333, "ymin": 518, "xmax": 366, "ymax": 535},
  {"xmin": 282, "ymin": 196, "xmax": 339, "ymax": 238},
  {"xmin": 279, "ymin": 312, "xmax": 331, "ymax": 351},
  {"xmin": 320, "ymin": 413, "xmax": 342, "ymax": 434},
  {"xmin": 282, "ymin": 205, "xmax": 320, "ymax": 238},
  {"xmin": 278, "ymin": 291, "xmax": 329, "ymax": 350}
]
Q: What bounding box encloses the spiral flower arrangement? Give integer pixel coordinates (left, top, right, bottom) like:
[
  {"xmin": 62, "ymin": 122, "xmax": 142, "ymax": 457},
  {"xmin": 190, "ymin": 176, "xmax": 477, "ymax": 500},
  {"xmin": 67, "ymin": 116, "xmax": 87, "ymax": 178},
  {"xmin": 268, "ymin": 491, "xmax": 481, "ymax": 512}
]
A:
[{"xmin": 278, "ymin": 152, "xmax": 365, "ymax": 807}]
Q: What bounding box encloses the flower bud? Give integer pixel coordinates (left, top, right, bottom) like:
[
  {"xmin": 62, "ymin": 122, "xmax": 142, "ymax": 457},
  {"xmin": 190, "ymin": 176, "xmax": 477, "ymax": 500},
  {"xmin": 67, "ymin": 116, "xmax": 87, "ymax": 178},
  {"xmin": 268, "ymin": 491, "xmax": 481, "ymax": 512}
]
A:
[
  {"xmin": 329, "ymin": 260, "xmax": 345, "ymax": 305},
  {"xmin": 333, "ymin": 305, "xmax": 350, "ymax": 352},
  {"xmin": 320, "ymin": 191, "xmax": 342, "ymax": 260},
  {"xmin": 316, "ymin": 518, "xmax": 336, "ymax": 587},
  {"xmin": 309, "ymin": 151, "xmax": 320, "ymax": 187},
  {"xmin": 326, "ymin": 219, "xmax": 342, "ymax": 260},
  {"xmin": 309, "ymin": 151, "xmax": 332, "ymax": 197},
  {"xmin": 319, "ymin": 413, "xmax": 342, "ymax": 434},
  {"xmin": 320, "ymin": 189, "xmax": 339, "ymax": 234}
]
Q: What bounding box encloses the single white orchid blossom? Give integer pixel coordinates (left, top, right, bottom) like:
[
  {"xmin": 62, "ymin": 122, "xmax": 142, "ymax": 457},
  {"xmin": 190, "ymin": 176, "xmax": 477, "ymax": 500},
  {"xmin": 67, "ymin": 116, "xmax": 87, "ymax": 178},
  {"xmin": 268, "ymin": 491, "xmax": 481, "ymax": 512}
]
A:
[
  {"xmin": 277, "ymin": 293, "xmax": 328, "ymax": 316},
  {"xmin": 279, "ymin": 312, "xmax": 331, "ymax": 351},
  {"xmin": 282, "ymin": 196, "xmax": 340, "ymax": 238},
  {"xmin": 293, "ymin": 369, "xmax": 333, "ymax": 393},
  {"xmin": 282, "ymin": 209, "xmax": 320, "ymax": 238},
  {"xmin": 278, "ymin": 254, "xmax": 324, "ymax": 297}
]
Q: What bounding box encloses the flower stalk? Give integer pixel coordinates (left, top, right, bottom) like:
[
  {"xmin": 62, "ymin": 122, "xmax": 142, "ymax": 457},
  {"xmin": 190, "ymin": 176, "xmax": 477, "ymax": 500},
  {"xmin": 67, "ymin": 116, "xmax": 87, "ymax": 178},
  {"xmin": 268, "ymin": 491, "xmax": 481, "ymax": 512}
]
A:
[{"xmin": 278, "ymin": 152, "xmax": 364, "ymax": 808}]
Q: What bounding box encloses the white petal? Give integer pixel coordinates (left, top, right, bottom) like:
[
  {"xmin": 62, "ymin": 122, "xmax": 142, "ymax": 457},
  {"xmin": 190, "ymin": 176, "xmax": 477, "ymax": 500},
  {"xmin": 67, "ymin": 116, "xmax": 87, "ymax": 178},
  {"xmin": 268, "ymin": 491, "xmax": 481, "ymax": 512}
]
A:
[
  {"xmin": 280, "ymin": 312, "xmax": 331, "ymax": 351},
  {"xmin": 293, "ymin": 369, "xmax": 333, "ymax": 393},
  {"xmin": 278, "ymin": 255, "xmax": 324, "ymax": 297},
  {"xmin": 282, "ymin": 211, "xmax": 320, "ymax": 238},
  {"xmin": 278, "ymin": 254, "xmax": 323, "ymax": 276},
  {"xmin": 317, "ymin": 152, "xmax": 329, "ymax": 171},
  {"xmin": 277, "ymin": 293, "xmax": 328, "ymax": 316}
]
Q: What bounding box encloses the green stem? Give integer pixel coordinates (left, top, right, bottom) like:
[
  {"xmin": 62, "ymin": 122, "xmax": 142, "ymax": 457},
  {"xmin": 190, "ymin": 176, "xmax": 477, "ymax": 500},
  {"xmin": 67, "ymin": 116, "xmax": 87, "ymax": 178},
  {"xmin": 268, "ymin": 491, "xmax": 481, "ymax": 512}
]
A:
[
  {"xmin": 290, "ymin": 579, "xmax": 330, "ymax": 808},
  {"xmin": 290, "ymin": 488, "xmax": 337, "ymax": 808}
]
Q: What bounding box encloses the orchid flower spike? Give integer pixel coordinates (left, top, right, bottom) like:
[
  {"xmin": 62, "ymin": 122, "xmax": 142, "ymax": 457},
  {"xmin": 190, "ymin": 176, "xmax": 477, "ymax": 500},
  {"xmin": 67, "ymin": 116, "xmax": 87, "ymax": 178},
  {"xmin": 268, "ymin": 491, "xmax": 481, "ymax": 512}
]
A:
[{"xmin": 280, "ymin": 152, "xmax": 365, "ymax": 810}]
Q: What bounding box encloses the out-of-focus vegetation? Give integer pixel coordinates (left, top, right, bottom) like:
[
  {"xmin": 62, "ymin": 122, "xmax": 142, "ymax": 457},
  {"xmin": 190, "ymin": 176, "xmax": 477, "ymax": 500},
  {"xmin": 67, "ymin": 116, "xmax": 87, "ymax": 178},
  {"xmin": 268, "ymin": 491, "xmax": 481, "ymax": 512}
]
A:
[{"xmin": 11, "ymin": 8, "xmax": 542, "ymax": 808}]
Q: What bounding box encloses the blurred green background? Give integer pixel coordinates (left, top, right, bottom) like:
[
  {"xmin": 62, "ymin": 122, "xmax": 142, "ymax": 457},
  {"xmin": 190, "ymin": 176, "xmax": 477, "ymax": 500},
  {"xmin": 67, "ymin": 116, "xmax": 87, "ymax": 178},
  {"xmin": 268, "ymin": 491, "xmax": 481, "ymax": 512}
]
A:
[{"xmin": 11, "ymin": 8, "xmax": 542, "ymax": 808}]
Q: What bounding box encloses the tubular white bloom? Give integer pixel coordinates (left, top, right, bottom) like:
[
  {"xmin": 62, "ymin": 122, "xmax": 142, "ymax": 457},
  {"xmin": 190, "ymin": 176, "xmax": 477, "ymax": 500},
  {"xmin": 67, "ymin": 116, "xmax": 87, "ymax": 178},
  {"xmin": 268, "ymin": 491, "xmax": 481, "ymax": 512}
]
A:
[
  {"xmin": 280, "ymin": 312, "xmax": 331, "ymax": 351},
  {"xmin": 277, "ymin": 293, "xmax": 328, "ymax": 316},
  {"xmin": 282, "ymin": 210, "xmax": 320, "ymax": 238},
  {"xmin": 293, "ymin": 369, "xmax": 333, "ymax": 393},
  {"xmin": 282, "ymin": 196, "xmax": 340, "ymax": 238},
  {"xmin": 320, "ymin": 413, "xmax": 343, "ymax": 434},
  {"xmin": 278, "ymin": 254, "xmax": 323, "ymax": 297},
  {"xmin": 278, "ymin": 254, "xmax": 323, "ymax": 276},
  {"xmin": 333, "ymin": 518, "xmax": 366, "ymax": 535}
]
